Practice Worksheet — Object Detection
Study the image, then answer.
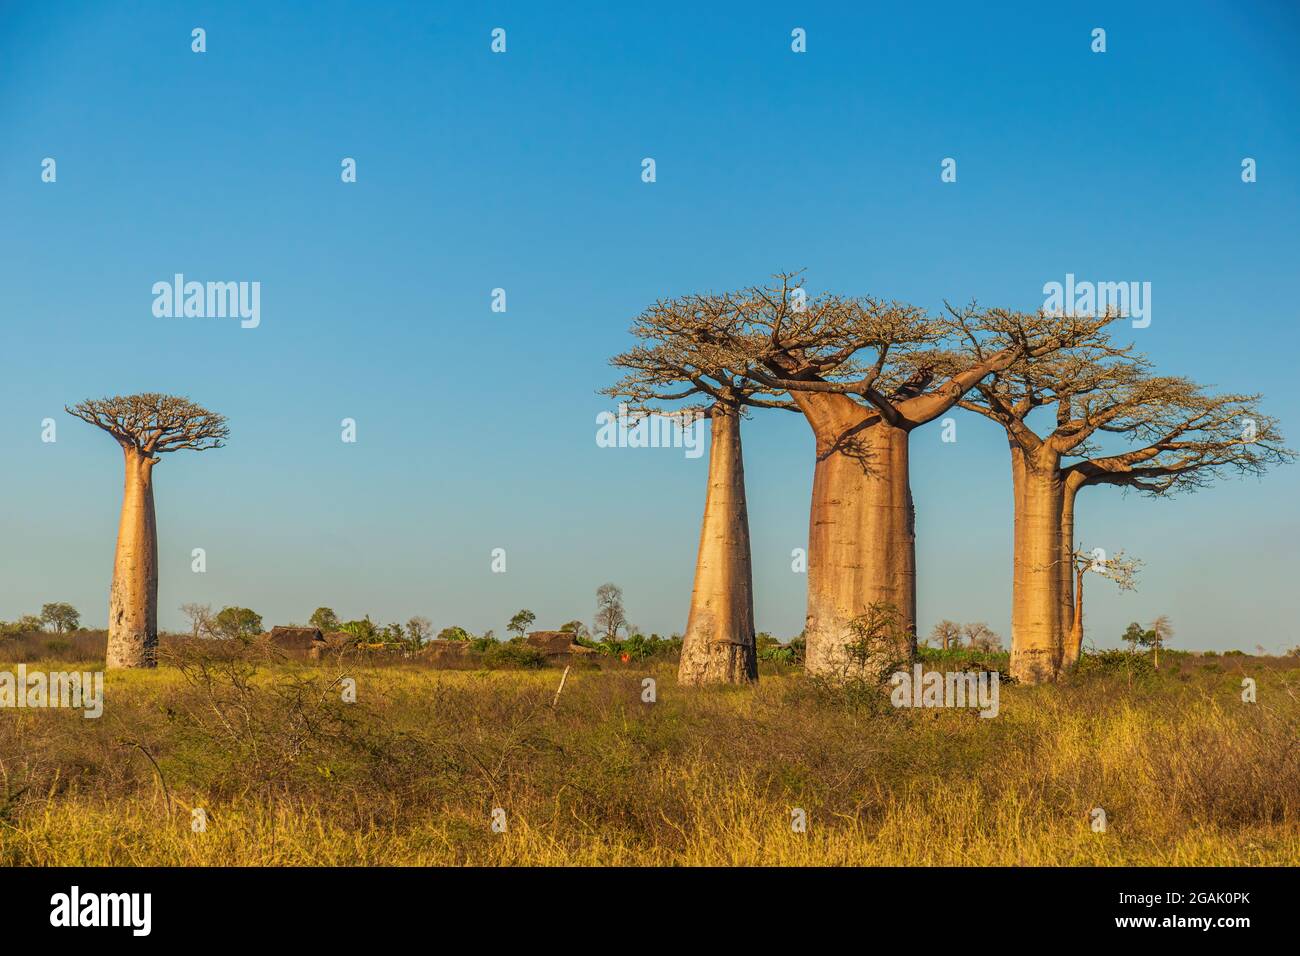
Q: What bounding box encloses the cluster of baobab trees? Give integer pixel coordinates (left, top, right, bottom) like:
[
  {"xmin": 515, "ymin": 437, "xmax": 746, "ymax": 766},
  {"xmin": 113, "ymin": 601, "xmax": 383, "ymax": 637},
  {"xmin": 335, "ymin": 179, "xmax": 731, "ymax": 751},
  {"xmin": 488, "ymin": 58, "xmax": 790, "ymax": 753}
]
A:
[
  {"xmin": 62, "ymin": 278, "xmax": 1289, "ymax": 682},
  {"xmin": 605, "ymin": 274, "xmax": 1292, "ymax": 686}
]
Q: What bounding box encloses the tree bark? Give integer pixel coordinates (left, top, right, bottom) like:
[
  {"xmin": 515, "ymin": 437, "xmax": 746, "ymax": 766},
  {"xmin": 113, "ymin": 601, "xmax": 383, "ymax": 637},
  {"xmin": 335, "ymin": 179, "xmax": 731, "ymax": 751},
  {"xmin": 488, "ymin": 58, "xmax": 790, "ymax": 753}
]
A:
[
  {"xmin": 107, "ymin": 447, "xmax": 159, "ymax": 669},
  {"xmin": 1059, "ymin": 480, "xmax": 1083, "ymax": 667},
  {"xmin": 1067, "ymin": 563, "xmax": 1085, "ymax": 667},
  {"xmin": 1010, "ymin": 446, "xmax": 1065, "ymax": 684},
  {"xmin": 678, "ymin": 405, "xmax": 757, "ymax": 685},
  {"xmin": 795, "ymin": 393, "xmax": 916, "ymax": 682}
]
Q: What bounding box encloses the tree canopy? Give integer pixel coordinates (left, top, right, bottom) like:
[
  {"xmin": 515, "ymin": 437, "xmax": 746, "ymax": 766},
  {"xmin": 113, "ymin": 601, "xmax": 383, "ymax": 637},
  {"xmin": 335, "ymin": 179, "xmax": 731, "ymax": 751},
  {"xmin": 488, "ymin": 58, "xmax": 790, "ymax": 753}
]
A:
[
  {"xmin": 66, "ymin": 393, "xmax": 229, "ymax": 457},
  {"xmin": 40, "ymin": 602, "xmax": 80, "ymax": 633}
]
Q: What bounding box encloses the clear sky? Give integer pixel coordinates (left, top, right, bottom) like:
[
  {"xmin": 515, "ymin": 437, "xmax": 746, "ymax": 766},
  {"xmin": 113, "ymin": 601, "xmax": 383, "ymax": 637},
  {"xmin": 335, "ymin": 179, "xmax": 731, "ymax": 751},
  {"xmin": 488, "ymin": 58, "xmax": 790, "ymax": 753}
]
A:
[{"xmin": 2, "ymin": 1, "xmax": 1297, "ymax": 652}]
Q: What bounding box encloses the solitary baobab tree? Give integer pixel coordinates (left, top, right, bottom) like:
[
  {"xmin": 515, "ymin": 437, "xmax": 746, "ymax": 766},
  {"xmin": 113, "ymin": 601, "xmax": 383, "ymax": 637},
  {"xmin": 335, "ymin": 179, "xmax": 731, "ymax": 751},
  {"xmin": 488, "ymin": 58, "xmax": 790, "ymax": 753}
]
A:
[
  {"xmin": 713, "ymin": 279, "xmax": 1101, "ymax": 681},
  {"xmin": 67, "ymin": 394, "xmax": 229, "ymax": 668},
  {"xmin": 605, "ymin": 292, "xmax": 794, "ymax": 685}
]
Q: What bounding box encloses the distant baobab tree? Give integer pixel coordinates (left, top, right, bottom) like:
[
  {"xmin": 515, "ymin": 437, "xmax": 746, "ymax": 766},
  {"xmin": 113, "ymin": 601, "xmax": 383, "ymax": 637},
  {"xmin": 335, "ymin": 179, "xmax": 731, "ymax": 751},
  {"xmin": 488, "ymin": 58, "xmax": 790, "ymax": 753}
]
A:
[
  {"xmin": 958, "ymin": 310, "xmax": 1292, "ymax": 681},
  {"xmin": 67, "ymin": 394, "xmax": 229, "ymax": 668},
  {"xmin": 705, "ymin": 277, "xmax": 1102, "ymax": 681},
  {"xmin": 605, "ymin": 292, "xmax": 794, "ymax": 685},
  {"xmin": 927, "ymin": 619, "xmax": 962, "ymax": 651},
  {"xmin": 1148, "ymin": 615, "xmax": 1174, "ymax": 669},
  {"xmin": 962, "ymin": 622, "xmax": 1002, "ymax": 653}
]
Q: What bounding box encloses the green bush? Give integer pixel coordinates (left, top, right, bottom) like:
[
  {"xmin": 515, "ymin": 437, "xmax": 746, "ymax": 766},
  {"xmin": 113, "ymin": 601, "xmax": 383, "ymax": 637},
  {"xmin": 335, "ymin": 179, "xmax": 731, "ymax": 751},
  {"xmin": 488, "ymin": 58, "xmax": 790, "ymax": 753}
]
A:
[
  {"xmin": 480, "ymin": 642, "xmax": 546, "ymax": 669},
  {"xmin": 757, "ymin": 633, "xmax": 802, "ymax": 665},
  {"xmin": 917, "ymin": 645, "xmax": 1012, "ymax": 680},
  {"xmin": 759, "ymin": 644, "xmax": 795, "ymax": 664},
  {"xmin": 787, "ymin": 636, "xmax": 806, "ymax": 665},
  {"xmin": 339, "ymin": 617, "xmax": 383, "ymax": 642},
  {"xmin": 214, "ymin": 606, "xmax": 264, "ymax": 639},
  {"xmin": 800, "ymin": 674, "xmax": 899, "ymax": 715},
  {"xmin": 592, "ymin": 633, "xmax": 682, "ymax": 661},
  {"xmin": 1076, "ymin": 649, "xmax": 1156, "ymax": 678}
]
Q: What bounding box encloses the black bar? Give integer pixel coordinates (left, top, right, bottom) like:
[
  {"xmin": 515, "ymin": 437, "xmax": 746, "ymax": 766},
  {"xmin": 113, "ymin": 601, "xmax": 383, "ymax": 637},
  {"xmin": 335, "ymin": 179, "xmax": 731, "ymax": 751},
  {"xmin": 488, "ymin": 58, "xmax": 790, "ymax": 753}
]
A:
[{"xmin": 3, "ymin": 866, "xmax": 1285, "ymax": 941}]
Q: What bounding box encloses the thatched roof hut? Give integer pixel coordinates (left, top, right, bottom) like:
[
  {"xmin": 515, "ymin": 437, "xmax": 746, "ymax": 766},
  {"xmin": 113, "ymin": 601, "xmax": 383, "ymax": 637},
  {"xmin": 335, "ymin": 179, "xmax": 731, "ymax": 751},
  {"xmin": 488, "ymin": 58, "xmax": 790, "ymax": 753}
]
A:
[
  {"xmin": 423, "ymin": 639, "xmax": 473, "ymax": 661},
  {"xmin": 527, "ymin": 631, "xmax": 595, "ymax": 656},
  {"xmin": 268, "ymin": 626, "xmax": 324, "ymax": 650}
]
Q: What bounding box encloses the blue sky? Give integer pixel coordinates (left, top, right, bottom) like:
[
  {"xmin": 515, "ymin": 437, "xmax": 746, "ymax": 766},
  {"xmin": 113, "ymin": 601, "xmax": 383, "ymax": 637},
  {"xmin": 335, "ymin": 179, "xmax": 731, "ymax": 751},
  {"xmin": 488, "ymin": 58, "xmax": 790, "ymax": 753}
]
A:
[{"xmin": 2, "ymin": 1, "xmax": 1297, "ymax": 651}]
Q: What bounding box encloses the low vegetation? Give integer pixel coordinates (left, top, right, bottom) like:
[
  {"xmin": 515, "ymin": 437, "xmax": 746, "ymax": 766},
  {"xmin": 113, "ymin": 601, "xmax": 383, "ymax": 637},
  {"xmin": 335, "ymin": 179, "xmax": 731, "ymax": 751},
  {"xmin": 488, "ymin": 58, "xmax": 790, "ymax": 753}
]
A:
[{"xmin": 0, "ymin": 635, "xmax": 1295, "ymax": 866}]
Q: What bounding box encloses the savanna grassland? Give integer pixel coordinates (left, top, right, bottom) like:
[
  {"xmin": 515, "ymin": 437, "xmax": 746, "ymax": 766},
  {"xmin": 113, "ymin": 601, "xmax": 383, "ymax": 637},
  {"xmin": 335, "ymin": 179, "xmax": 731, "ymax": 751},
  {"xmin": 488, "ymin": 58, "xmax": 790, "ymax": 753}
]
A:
[{"xmin": 1, "ymin": 637, "xmax": 1298, "ymax": 866}]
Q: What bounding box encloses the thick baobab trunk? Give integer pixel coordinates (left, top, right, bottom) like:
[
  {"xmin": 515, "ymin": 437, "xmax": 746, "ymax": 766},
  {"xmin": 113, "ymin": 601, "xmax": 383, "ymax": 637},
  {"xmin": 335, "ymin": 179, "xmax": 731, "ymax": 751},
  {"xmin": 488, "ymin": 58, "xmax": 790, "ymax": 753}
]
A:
[
  {"xmin": 796, "ymin": 393, "xmax": 916, "ymax": 682},
  {"xmin": 107, "ymin": 447, "xmax": 159, "ymax": 669},
  {"xmin": 678, "ymin": 405, "xmax": 757, "ymax": 685},
  {"xmin": 1059, "ymin": 481, "xmax": 1083, "ymax": 667},
  {"xmin": 1010, "ymin": 447, "xmax": 1064, "ymax": 684}
]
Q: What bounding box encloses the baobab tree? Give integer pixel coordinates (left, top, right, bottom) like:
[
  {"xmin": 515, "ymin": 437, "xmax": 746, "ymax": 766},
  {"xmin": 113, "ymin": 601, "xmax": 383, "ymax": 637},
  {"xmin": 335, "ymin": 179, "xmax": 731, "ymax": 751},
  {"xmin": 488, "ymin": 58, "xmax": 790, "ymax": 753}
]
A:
[
  {"xmin": 957, "ymin": 310, "xmax": 1292, "ymax": 681},
  {"xmin": 1057, "ymin": 390, "xmax": 1290, "ymax": 668},
  {"xmin": 711, "ymin": 278, "xmax": 1105, "ymax": 681},
  {"xmin": 962, "ymin": 622, "xmax": 1003, "ymax": 653},
  {"xmin": 927, "ymin": 619, "xmax": 962, "ymax": 651},
  {"xmin": 67, "ymin": 394, "xmax": 229, "ymax": 668},
  {"xmin": 954, "ymin": 311, "xmax": 1146, "ymax": 681},
  {"xmin": 605, "ymin": 292, "xmax": 794, "ymax": 685},
  {"xmin": 1148, "ymin": 614, "xmax": 1174, "ymax": 669}
]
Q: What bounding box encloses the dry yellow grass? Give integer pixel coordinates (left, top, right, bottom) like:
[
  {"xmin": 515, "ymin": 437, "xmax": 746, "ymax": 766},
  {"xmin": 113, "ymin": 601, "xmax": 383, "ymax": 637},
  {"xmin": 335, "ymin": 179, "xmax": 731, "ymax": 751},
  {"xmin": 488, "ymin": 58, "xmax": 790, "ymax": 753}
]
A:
[{"xmin": 0, "ymin": 646, "xmax": 1297, "ymax": 866}]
